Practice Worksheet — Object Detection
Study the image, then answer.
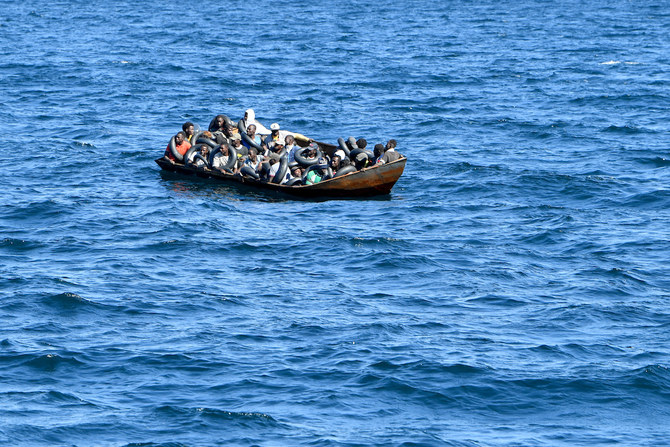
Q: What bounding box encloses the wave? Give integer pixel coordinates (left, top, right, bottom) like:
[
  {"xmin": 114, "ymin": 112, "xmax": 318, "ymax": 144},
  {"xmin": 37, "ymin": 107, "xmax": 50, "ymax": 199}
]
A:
[
  {"xmin": 0, "ymin": 389, "xmax": 97, "ymax": 407},
  {"xmin": 15, "ymin": 353, "xmax": 86, "ymax": 372},
  {"xmin": 152, "ymin": 405, "xmax": 279, "ymax": 427},
  {"xmin": 123, "ymin": 443, "xmax": 189, "ymax": 447},
  {"xmin": 602, "ymin": 124, "xmax": 652, "ymax": 134},
  {"xmin": 616, "ymin": 189, "xmax": 670, "ymax": 209},
  {"xmin": 464, "ymin": 294, "xmax": 529, "ymax": 307},
  {"xmin": 0, "ymin": 237, "xmax": 43, "ymax": 251},
  {"xmin": 41, "ymin": 292, "xmax": 102, "ymax": 311},
  {"xmin": 639, "ymin": 156, "xmax": 670, "ymax": 167},
  {"xmin": 1, "ymin": 199, "xmax": 73, "ymax": 222},
  {"xmin": 600, "ymin": 60, "xmax": 641, "ymax": 65}
]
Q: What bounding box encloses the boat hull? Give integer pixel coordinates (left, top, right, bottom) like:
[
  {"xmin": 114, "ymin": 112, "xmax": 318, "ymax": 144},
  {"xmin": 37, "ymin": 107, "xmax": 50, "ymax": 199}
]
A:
[{"xmin": 155, "ymin": 157, "xmax": 406, "ymax": 198}]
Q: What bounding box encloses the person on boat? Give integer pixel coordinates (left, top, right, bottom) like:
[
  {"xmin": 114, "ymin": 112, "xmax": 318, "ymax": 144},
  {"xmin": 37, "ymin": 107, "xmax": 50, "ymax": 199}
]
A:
[
  {"xmin": 182, "ymin": 122, "xmax": 195, "ymax": 143},
  {"xmin": 242, "ymin": 124, "xmax": 264, "ymax": 152},
  {"xmin": 278, "ymin": 165, "xmax": 299, "ymax": 185},
  {"xmin": 354, "ymin": 152, "xmax": 369, "ymax": 170},
  {"xmin": 209, "ymin": 115, "xmax": 226, "ymax": 133},
  {"xmin": 305, "ymin": 162, "xmax": 327, "ymax": 185},
  {"xmin": 229, "ymin": 133, "xmax": 247, "ymax": 159},
  {"xmin": 285, "ymin": 135, "xmax": 300, "ymax": 163},
  {"xmin": 270, "ymin": 141, "xmax": 285, "ymax": 158},
  {"xmin": 334, "ymin": 146, "xmax": 347, "ymax": 160},
  {"xmin": 290, "ymin": 165, "xmax": 304, "ymax": 179},
  {"xmin": 264, "ymin": 123, "xmax": 282, "ymax": 148},
  {"xmin": 267, "ymin": 157, "xmax": 281, "ymax": 181},
  {"xmin": 224, "ymin": 120, "xmax": 240, "ymax": 139},
  {"xmin": 238, "ymin": 109, "xmax": 271, "ymax": 136},
  {"xmin": 373, "ymin": 143, "xmax": 385, "ymax": 164},
  {"xmin": 212, "ymin": 143, "xmax": 234, "ymax": 173},
  {"xmin": 298, "ymin": 142, "xmax": 319, "ymax": 166},
  {"xmin": 330, "ymin": 155, "xmax": 342, "ymax": 172},
  {"xmin": 260, "ymin": 146, "xmax": 281, "ymax": 180},
  {"xmin": 164, "ymin": 131, "xmax": 191, "ymax": 162},
  {"xmin": 356, "ymin": 138, "xmax": 368, "ymax": 151},
  {"xmin": 264, "ymin": 122, "xmax": 298, "ymax": 149},
  {"xmin": 379, "ymin": 139, "xmax": 402, "ymax": 164},
  {"xmin": 209, "ymin": 115, "xmax": 229, "ymax": 145},
  {"xmin": 188, "ymin": 145, "xmax": 210, "ymax": 168},
  {"xmin": 243, "ymin": 147, "xmax": 264, "ymax": 173},
  {"xmin": 194, "ymin": 131, "xmax": 217, "ymax": 149}
]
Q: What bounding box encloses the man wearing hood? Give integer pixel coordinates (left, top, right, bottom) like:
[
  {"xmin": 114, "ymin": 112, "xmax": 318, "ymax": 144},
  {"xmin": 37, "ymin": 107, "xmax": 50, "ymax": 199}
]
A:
[{"xmin": 237, "ymin": 109, "xmax": 271, "ymax": 136}]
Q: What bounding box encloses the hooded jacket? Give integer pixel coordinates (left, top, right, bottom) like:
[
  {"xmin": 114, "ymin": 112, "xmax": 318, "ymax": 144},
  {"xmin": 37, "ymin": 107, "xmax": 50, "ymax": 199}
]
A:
[{"xmin": 237, "ymin": 109, "xmax": 271, "ymax": 136}]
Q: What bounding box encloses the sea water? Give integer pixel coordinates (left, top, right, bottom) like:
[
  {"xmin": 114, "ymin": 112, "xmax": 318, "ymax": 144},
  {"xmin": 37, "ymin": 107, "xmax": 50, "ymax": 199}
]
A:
[{"xmin": 1, "ymin": 0, "xmax": 669, "ymax": 445}]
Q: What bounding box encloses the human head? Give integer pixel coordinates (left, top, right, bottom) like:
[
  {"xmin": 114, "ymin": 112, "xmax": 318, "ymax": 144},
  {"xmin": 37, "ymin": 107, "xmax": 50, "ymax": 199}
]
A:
[
  {"xmin": 273, "ymin": 142, "xmax": 284, "ymax": 153},
  {"xmin": 248, "ymin": 147, "xmax": 257, "ymax": 158},
  {"xmin": 175, "ymin": 131, "xmax": 186, "ymax": 145},
  {"xmin": 182, "ymin": 122, "xmax": 194, "ymax": 136},
  {"xmin": 291, "ymin": 166, "xmax": 302, "ymax": 177},
  {"xmin": 247, "ymin": 124, "xmax": 256, "ymax": 135},
  {"xmin": 386, "ymin": 139, "xmax": 397, "ymax": 150},
  {"xmin": 356, "ymin": 138, "xmax": 367, "ymax": 149},
  {"xmin": 244, "ymin": 109, "xmax": 255, "ymax": 122},
  {"xmin": 231, "ymin": 135, "xmax": 242, "ymax": 147},
  {"xmin": 285, "ymin": 135, "xmax": 295, "ymax": 146},
  {"xmin": 331, "ymin": 155, "xmax": 341, "ymax": 170},
  {"xmin": 220, "ymin": 144, "xmax": 229, "ymax": 156},
  {"xmin": 201, "ymin": 146, "xmax": 210, "ymax": 156},
  {"xmin": 215, "ymin": 115, "xmax": 225, "ymax": 128},
  {"xmin": 270, "ymin": 123, "xmax": 280, "ymax": 134},
  {"xmin": 374, "ymin": 143, "xmax": 384, "ymax": 158}
]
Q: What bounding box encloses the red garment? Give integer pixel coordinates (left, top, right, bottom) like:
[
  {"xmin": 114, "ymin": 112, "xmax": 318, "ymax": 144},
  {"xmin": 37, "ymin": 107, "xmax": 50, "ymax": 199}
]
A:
[{"xmin": 165, "ymin": 140, "xmax": 191, "ymax": 161}]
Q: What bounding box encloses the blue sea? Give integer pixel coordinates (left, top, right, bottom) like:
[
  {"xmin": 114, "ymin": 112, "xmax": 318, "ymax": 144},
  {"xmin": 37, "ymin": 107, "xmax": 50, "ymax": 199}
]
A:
[{"xmin": 1, "ymin": 0, "xmax": 669, "ymax": 445}]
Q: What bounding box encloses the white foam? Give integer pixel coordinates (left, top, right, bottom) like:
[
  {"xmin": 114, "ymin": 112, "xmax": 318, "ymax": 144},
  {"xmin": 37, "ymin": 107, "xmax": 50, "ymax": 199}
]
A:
[{"xmin": 600, "ymin": 60, "xmax": 640, "ymax": 65}]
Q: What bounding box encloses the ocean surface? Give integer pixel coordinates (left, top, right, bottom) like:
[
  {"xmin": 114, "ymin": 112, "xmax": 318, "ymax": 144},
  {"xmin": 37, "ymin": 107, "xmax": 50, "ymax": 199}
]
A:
[{"xmin": 1, "ymin": 0, "xmax": 669, "ymax": 445}]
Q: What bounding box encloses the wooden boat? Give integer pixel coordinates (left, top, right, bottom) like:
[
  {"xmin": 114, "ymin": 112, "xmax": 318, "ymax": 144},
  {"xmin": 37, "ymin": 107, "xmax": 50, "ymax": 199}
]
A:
[{"xmin": 155, "ymin": 140, "xmax": 406, "ymax": 198}]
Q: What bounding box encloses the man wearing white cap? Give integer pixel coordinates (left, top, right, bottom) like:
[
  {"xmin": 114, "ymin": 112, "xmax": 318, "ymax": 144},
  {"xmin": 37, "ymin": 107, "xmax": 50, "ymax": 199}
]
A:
[{"xmin": 264, "ymin": 122, "xmax": 283, "ymax": 149}]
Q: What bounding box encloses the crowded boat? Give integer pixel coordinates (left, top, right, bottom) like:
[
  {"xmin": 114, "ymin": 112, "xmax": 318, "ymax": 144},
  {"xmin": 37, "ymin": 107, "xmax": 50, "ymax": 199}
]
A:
[{"xmin": 161, "ymin": 109, "xmax": 404, "ymax": 187}]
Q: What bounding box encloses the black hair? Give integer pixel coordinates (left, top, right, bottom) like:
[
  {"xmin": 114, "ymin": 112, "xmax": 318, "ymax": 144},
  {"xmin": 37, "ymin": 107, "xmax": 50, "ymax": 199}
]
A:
[
  {"xmin": 182, "ymin": 121, "xmax": 194, "ymax": 132},
  {"xmin": 356, "ymin": 138, "xmax": 367, "ymax": 149}
]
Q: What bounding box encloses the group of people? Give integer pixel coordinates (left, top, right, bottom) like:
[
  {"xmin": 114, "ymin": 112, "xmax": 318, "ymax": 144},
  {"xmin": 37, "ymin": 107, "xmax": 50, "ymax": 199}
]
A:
[{"xmin": 163, "ymin": 108, "xmax": 402, "ymax": 186}]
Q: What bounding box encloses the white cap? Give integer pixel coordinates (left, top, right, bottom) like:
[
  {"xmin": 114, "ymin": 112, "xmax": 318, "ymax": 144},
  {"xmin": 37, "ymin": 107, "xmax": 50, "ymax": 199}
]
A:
[{"xmin": 270, "ymin": 123, "xmax": 280, "ymax": 131}]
